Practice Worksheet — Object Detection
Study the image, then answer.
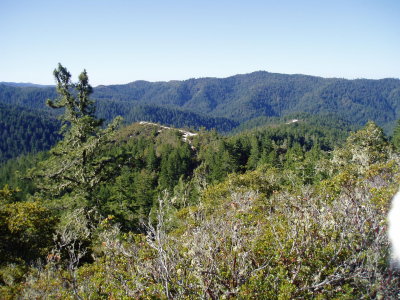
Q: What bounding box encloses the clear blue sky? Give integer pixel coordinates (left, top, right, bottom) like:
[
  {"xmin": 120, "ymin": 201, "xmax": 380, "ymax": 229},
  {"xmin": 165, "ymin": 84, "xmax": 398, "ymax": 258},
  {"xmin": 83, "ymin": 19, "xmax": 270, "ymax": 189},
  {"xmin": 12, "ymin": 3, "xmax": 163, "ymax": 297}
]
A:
[{"xmin": 0, "ymin": 0, "xmax": 399, "ymax": 86}]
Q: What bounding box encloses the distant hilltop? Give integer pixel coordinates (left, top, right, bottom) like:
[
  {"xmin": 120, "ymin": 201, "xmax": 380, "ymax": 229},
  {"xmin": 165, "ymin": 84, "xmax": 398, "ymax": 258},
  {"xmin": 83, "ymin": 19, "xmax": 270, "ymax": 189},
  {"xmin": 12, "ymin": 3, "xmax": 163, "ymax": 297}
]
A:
[
  {"xmin": 0, "ymin": 82, "xmax": 54, "ymax": 88},
  {"xmin": 1, "ymin": 71, "xmax": 400, "ymax": 133}
]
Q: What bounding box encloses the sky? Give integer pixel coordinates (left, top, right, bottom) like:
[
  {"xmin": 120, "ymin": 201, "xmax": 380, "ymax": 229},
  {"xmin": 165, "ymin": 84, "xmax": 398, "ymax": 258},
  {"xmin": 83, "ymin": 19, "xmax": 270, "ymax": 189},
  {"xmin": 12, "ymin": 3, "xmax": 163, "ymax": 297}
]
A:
[{"xmin": 0, "ymin": 0, "xmax": 399, "ymax": 86}]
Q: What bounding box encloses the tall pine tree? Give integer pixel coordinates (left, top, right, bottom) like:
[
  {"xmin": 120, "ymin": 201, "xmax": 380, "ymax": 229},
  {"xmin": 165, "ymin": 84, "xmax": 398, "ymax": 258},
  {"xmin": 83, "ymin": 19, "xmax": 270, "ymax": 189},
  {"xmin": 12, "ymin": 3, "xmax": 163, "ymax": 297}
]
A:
[{"xmin": 32, "ymin": 64, "xmax": 122, "ymax": 208}]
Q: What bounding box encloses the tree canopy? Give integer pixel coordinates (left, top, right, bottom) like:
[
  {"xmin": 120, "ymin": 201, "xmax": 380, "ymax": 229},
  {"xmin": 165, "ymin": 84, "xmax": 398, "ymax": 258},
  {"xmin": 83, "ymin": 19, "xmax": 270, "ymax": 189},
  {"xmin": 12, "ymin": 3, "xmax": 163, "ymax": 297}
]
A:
[{"xmin": 1, "ymin": 66, "xmax": 400, "ymax": 298}]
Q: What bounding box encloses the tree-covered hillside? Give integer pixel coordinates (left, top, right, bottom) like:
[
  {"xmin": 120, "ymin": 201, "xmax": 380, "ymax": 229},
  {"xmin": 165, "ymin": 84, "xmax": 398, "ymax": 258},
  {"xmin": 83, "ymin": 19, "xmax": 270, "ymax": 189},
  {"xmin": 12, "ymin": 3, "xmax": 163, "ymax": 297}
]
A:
[
  {"xmin": 93, "ymin": 72, "xmax": 400, "ymax": 131},
  {"xmin": 1, "ymin": 71, "xmax": 400, "ymax": 134},
  {"xmin": 1, "ymin": 65, "xmax": 400, "ymax": 298},
  {"xmin": 0, "ymin": 103, "xmax": 60, "ymax": 163},
  {"xmin": 0, "ymin": 84, "xmax": 56, "ymax": 111},
  {"xmin": 95, "ymin": 102, "xmax": 238, "ymax": 132}
]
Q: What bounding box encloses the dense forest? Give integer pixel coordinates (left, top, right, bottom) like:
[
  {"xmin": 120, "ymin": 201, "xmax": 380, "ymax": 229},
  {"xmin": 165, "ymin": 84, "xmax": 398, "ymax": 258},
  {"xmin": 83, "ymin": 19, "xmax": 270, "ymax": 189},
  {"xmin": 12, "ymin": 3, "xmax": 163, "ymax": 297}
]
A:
[
  {"xmin": 93, "ymin": 72, "xmax": 400, "ymax": 132},
  {"xmin": 0, "ymin": 103, "xmax": 60, "ymax": 163},
  {"xmin": 1, "ymin": 71, "xmax": 400, "ymax": 164},
  {"xmin": 1, "ymin": 65, "xmax": 400, "ymax": 298},
  {"xmin": 2, "ymin": 72, "xmax": 400, "ymax": 133}
]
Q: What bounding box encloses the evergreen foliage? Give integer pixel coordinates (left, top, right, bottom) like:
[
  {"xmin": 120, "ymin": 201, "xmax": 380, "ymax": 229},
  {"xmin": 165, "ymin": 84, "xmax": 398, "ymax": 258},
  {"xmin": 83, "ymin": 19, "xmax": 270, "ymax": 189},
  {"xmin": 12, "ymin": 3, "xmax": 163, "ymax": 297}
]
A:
[
  {"xmin": 2, "ymin": 67, "xmax": 400, "ymax": 298},
  {"xmin": 392, "ymin": 119, "xmax": 400, "ymax": 151},
  {"xmin": 1, "ymin": 71, "xmax": 400, "ymax": 163},
  {"xmin": 32, "ymin": 64, "xmax": 122, "ymax": 207},
  {"xmin": 90, "ymin": 72, "xmax": 400, "ymax": 133},
  {"xmin": 0, "ymin": 103, "xmax": 60, "ymax": 163},
  {"xmin": 0, "ymin": 152, "xmax": 49, "ymax": 198}
]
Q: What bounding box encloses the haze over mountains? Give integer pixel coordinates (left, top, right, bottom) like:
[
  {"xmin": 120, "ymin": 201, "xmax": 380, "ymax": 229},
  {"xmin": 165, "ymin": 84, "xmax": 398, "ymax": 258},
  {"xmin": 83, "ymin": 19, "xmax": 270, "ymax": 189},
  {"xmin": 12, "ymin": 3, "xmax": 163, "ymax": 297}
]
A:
[{"xmin": 1, "ymin": 70, "xmax": 400, "ymax": 162}]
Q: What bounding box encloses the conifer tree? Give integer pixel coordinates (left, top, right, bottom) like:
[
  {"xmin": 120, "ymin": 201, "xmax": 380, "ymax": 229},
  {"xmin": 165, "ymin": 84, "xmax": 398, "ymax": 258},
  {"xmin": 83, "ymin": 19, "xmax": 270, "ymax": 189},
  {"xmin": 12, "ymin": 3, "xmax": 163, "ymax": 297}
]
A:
[
  {"xmin": 33, "ymin": 64, "xmax": 122, "ymax": 207},
  {"xmin": 246, "ymin": 135, "xmax": 260, "ymax": 170},
  {"xmin": 392, "ymin": 119, "xmax": 400, "ymax": 151}
]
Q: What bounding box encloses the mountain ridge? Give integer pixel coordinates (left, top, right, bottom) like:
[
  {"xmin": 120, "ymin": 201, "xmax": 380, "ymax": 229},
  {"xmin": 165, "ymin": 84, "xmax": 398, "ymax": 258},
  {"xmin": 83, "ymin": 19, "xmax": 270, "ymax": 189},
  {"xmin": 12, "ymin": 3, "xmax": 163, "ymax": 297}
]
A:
[
  {"xmin": 100, "ymin": 70, "xmax": 400, "ymax": 86},
  {"xmin": 1, "ymin": 71, "xmax": 400, "ymax": 134},
  {"xmin": 0, "ymin": 82, "xmax": 54, "ymax": 88}
]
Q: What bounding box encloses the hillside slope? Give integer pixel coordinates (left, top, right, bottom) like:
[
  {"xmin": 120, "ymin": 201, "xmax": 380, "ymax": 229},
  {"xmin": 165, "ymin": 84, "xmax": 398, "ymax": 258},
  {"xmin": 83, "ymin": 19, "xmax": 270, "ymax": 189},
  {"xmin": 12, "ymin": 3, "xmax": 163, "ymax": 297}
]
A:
[
  {"xmin": 0, "ymin": 103, "xmax": 60, "ymax": 162},
  {"xmin": 93, "ymin": 72, "xmax": 400, "ymax": 131},
  {"xmin": 1, "ymin": 71, "xmax": 400, "ymax": 133}
]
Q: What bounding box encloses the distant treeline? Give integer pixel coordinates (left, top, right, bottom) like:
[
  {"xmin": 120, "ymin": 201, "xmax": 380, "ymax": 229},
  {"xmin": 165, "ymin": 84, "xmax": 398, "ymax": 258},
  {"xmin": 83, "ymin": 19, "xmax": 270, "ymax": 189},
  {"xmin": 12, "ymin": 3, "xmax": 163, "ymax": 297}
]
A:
[
  {"xmin": 1, "ymin": 71, "xmax": 400, "ymax": 162},
  {"xmin": 0, "ymin": 103, "xmax": 60, "ymax": 163}
]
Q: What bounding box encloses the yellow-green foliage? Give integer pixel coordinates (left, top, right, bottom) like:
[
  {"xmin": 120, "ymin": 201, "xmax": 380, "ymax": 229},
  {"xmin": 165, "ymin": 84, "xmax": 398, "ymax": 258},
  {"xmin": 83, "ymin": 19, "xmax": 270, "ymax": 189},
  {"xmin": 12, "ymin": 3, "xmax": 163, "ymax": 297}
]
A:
[
  {"xmin": 201, "ymin": 167, "xmax": 281, "ymax": 212},
  {"xmin": 0, "ymin": 188, "xmax": 57, "ymax": 265},
  {"xmin": 0, "ymin": 185, "xmax": 58, "ymax": 296},
  {"xmin": 6, "ymin": 122, "xmax": 400, "ymax": 299}
]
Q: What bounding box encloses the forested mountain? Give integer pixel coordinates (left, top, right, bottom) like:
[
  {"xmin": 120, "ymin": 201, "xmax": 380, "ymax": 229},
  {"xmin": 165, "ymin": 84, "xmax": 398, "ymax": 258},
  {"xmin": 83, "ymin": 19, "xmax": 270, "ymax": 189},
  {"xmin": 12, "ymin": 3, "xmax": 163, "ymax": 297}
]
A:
[
  {"xmin": 0, "ymin": 103, "xmax": 60, "ymax": 163},
  {"xmin": 0, "ymin": 84, "xmax": 56, "ymax": 111},
  {"xmin": 93, "ymin": 72, "xmax": 400, "ymax": 131},
  {"xmin": 1, "ymin": 66, "xmax": 400, "ymax": 298},
  {"xmin": 0, "ymin": 82, "xmax": 53, "ymax": 88},
  {"xmin": 95, "ymin": 102, "xmax": 239, "ymax": 132},
  {"xmin": 1, "ymin": 71, "xmax": 400, "ymax": 134},
  {"xmin": 0, "ymin": 84, "xmax": 237, "ymax": 132}
]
